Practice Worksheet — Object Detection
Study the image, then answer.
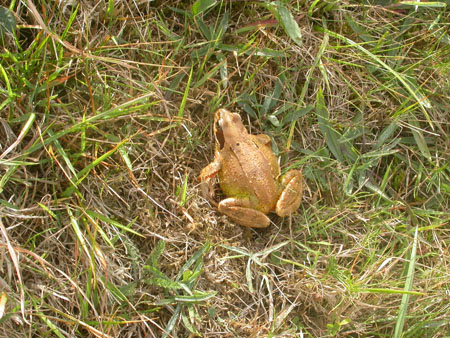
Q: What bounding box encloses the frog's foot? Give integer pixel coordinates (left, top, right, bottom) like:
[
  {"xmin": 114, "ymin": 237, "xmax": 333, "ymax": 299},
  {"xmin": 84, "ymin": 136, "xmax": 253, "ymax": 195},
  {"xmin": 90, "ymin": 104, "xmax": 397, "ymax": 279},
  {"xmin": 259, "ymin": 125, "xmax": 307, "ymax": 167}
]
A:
[
  {"xmin": 275, "ymin": 170, "xmax": 303, "ymax": 217},
  {"xmin": 218, "ymin": 198, "xmax": 271, "ymax": 228},
  {"xmin": 198, "ymin": 157, "xmax": 222, "ymax": 182}
]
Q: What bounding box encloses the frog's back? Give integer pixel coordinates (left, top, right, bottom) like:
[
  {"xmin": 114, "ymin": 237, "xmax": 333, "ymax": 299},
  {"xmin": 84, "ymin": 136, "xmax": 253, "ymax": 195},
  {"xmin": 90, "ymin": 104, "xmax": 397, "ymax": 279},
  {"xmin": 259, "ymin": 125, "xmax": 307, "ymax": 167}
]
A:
[
  {"xmin": 218, "ymin": 138, "xmax": 280, "ymax": 213},
  {"xmin": 218, "ymin": 149, "xmax": 254, "ymax": 198},
  {"xmin": 251, "ymin": 134, "xmax": 280, "ymax": 179}
]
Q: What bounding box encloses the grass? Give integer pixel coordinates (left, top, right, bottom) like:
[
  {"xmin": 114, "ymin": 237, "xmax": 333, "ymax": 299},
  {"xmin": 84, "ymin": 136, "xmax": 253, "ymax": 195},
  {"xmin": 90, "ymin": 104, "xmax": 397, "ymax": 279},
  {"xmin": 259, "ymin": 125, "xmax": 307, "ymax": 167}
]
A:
[{"xmin": 0, "ymin": 0, "xmax": 449, "ymax": 337}]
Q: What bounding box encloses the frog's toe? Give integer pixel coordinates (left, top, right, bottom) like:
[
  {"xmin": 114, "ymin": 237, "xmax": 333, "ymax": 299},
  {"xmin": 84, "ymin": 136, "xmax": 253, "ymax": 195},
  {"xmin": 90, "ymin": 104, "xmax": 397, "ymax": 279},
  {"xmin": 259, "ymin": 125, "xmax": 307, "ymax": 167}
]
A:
[
  {"xmin": 275, "ymin": 170, "xmax": 303, "ymax": 217},
  {"xmin": 218, "ymin": 198, "xmax": 271, "ymax": 228}
]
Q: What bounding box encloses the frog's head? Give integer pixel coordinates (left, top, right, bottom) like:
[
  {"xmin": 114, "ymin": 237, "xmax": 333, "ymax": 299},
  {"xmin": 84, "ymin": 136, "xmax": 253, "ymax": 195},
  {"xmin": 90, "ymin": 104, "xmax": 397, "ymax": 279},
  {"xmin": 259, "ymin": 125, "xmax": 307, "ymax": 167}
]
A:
[{"xmin": 214, "ymin": 109, "xmax": 247, "ymax": 149}]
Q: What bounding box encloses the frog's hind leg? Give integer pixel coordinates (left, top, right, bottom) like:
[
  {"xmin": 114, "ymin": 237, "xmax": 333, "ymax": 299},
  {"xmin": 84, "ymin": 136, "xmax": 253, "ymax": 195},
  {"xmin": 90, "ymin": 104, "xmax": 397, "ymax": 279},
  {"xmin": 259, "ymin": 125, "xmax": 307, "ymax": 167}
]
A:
[
  {"xmin": 275, "ymin": 170, "xmax": 303, "ymax": 217},
  {"xmin": 218, "ymin": 198, "xmax": 271, "ymax": 228}
]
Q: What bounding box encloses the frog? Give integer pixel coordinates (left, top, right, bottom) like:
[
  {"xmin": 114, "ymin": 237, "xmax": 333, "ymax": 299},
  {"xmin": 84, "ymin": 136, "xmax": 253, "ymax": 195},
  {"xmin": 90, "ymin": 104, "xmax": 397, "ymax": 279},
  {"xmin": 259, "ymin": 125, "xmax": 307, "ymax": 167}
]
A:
[{"xmin": 199, "ymin": 109, "xmax": 303, "ymax": 228}]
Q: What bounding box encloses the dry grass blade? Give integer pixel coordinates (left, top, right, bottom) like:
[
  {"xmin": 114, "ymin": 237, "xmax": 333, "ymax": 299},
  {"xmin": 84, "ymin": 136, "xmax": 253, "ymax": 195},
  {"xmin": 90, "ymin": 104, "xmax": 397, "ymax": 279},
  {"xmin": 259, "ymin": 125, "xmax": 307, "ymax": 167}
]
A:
[
  {"xmin": 0, "ymin": 112, "xmax": 35, "ymax": 160},
  {"xmin": 0, "ymin": 219, "xmax": 27, "ymax": 323}
]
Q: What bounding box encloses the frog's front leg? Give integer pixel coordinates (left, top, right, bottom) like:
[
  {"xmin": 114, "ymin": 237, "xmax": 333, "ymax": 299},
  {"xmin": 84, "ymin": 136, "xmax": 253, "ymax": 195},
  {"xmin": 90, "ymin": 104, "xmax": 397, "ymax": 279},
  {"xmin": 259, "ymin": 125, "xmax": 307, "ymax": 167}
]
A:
[
  {"xmin": 218, "ymin": 198, "xmax": 271, "ymax": 228},
  {"xmin": 198, "ymin": 155, "xmax": 222, "ymax": 203},
  {"xmin": 275, "ymin": 170, "xmax": 303, "ymax": 217}
]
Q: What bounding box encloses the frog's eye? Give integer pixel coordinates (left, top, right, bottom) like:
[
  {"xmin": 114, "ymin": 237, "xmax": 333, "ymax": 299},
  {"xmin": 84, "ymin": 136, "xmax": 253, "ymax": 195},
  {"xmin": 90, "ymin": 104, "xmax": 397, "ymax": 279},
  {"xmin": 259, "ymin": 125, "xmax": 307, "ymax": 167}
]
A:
[{"xmin": 231, "ymin": 114, "xmax": 241, "ymax": 123}]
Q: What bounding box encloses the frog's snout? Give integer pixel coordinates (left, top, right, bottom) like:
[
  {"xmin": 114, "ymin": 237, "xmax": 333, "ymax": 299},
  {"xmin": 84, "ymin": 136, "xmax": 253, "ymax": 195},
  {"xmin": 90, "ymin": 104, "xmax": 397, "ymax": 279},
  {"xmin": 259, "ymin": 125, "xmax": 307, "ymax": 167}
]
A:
[
  {"xmin": 217, "ymin": 109, "xmax": 227, "ymax": 128},
  {"xmin": 218, "ymin": 116, "xmax": 224, "ymax": 128}
]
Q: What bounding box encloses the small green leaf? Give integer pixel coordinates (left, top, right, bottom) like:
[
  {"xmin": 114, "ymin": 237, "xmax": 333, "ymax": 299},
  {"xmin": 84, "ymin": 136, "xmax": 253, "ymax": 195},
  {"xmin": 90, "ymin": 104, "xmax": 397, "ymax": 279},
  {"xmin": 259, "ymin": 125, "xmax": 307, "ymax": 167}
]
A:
[
  {"xmin": 0, "ymin": 6, "xmax": 16, "ymax": 36},
  {"xmin": 162, "ymin": 304, "xmax": 182, "ymax": 338},
  {"xmin": 208, "ymin": 306, "xmax": 216, "ymax": 318},
  {"xmin": 375, "ymin": 121, "xmax": 399, "ymax": 149},
  {"xmin": 173, "ymin": 290, "xmax": 217, "ymax": 303},
  {"xmin": 196, "ymin": 17, "xmax": 212, "ymax": 40},
  {"xmin": 282, "ymin": 106, "xmax": 314, "ymax": 124},
  {"xmin": 181, "ymin": 307, "xmax": 199, "ymax": 334},
  {"xmin": 179, "ymin": 173, "xmax": 189, "ymax": 207},
  {"xmin": 217, "ymin": 53, "xmax": 228, "ymax": 89},
  {"xmin": 262, "ymin": 78, "xmax": 283, "ymax": 115},
  {"xmin": 266, "ymin": 114, "xmax": 280, "ymax": 127},
  {"xmin": 192, "ymin": 0, "xmax": 217, "ymax": 16},
  {"xmin": 246, "ymin": 259, "xmax": 254, "ymax": 293},
  {"xmin": 315, "ymin": 89, "xmax": 344, "ymax": 163},
  {"xmin": 277, "ymin": 1, "xmax": 302, "ymax": 46},
  {"xmin": 216, "ymin": 12, "xmax": 229, "ymax": 41},
  {"xmin": 176, "ymin": 241, "xmax": 210, "ymax": 282},
  {"xmin": 409, "ymin": 118, "xmax": 432, "ymax": 161},
  {"xmin": 145, "ymin": 277, "xmax": 184, "ymax": 290}
]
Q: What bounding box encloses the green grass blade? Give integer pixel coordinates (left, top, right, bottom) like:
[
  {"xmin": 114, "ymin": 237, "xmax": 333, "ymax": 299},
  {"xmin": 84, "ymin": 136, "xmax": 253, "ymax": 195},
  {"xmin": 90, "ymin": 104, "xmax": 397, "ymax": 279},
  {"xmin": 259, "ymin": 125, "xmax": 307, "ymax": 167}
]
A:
[
  {"xmin": 394, "ymin": 225, "xmax": 419, "ymax": 338},
  {"xmin": 0, "ymin": 63, "xmax": 16, "ymax": 104},
  {"xmin": 103, "ymin": 278, "xmax": 129, "ymax": 304},
  {"xmin": 85, "ymin": 210, "xmax": 143, "ymax": 238},
  {"xmin": 35, "ymin": 310, "xmax": 66, "ymax": 338},
  {"xmin": 179, "ymin": 173, "xmax": 189, "ymax": 207},
  {"xmin": 181, "ymin": 304, "xmax": 201, "ymax": 335},
  {"xmin": 357, "ymin": 288, "xmax": 425, "ymax": 295},
  {"xmin": 400, "ymin": 1, "xmax": 447, "ymax": 8},
  {"xmin": 220, "ymin": 244, "xmax": 250, "ymax": 257},
  {"xmin": 162, "ymin": 303, "xmax": 182, "ymax": 338},
  {"xmin": 178, "ymin": 65, "xmax": 193, "ymax": 117},
  {"xmin": 61, "ymin": 138, "xmax": 129, "ymax": 197},
  {"xmin": 47, "ymin": 130, "xmax": 77, "ymax": 177},
  {"xmin": 67, "ymin": 208, "xmax": 91, "ymax": 260},
  {"xmin": 308, "ymin": 0, "xmax": 321, "ymax": 17}
]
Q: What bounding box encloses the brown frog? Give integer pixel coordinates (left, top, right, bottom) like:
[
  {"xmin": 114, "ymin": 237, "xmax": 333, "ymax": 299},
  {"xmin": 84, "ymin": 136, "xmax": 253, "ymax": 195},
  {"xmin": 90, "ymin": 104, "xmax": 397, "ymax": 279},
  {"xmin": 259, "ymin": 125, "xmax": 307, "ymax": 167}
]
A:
[{"xmin": 199, "ymin": 109, "xmax": 303, "ymax": 228}]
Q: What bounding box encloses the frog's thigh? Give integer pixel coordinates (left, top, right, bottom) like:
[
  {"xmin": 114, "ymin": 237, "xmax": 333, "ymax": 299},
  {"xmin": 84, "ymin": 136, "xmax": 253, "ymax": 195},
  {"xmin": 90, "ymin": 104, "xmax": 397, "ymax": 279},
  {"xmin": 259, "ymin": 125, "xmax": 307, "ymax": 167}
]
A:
[
  {"xmin": 218, "ymin": 198, "xmax": 271, "ymax": 228},
  {"xmin": 275, "ymin": 170, "xmax": 303, "ymax": 217},
  {"xmin": 253, "ymin": 134, "xmax": 271, "ymax": 145}
]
